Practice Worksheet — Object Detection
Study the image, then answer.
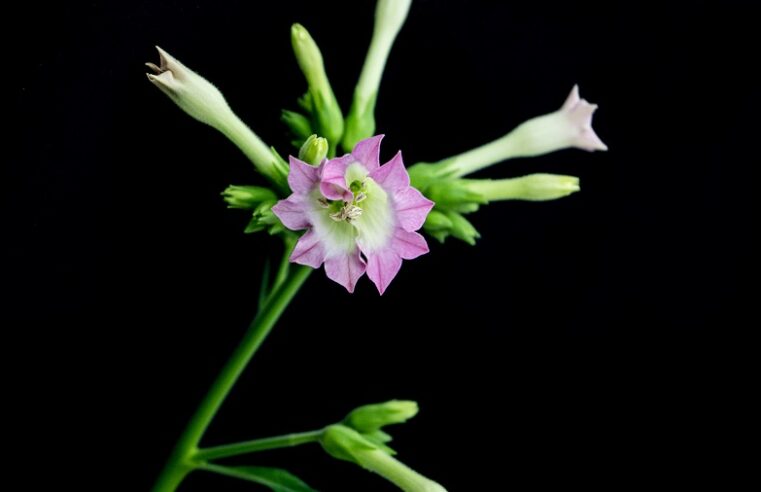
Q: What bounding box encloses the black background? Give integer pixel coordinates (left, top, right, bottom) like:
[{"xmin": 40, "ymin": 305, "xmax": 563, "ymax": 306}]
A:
[{"xmin": 9, "ymin": 0, "xmax": 755, "ymax": 490}]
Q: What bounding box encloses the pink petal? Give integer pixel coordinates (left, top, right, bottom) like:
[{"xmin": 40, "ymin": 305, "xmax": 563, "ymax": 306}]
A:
[
  {"xmin": 364, "ymin": 249, "xmax": 402, "ymax": 295},
  {"xmin": 369, "ymin": 151, "xmax": 409, "ymax": 193},
  {"xmin": 319, "ymin": 154, "xmax": 355, "ymax": 201},
  {"xmin": 290, "ymin": 229, "xmax": 326, "ymax": 268},
  {"xmin": 577, "ymin": 126, "xmax": 608, "ymax": 151},
  {"xmin": 271, "ymin": 195, "xmax": 310, "ymax": 231},
  {"xmin": 562, "ymin": 85, "xmax": 608, "ymax": 152},
  {"xmin": 393, "ymin": 188, "xmax": 435, "ymax": 232},
  {"xmin": 324, "ymin": 251, "xmax": 367, "ymax": 293},
  {"xmin": 350, "ymin": 134, "xmax": 384, "ymax": 171},
  {"xmin": 562, "ymin": 84, "xmax": 581, "ymax": 111},
  {"xmin": 392, "ymin": 228, "xmax": 429, "ymax": 260},
  {"xmin": 288, "ymin": 156, "xmax": 320, "ymax": 194},
  {"xmin": 567, "ymin": 101, "xmax": 608, "ymax": 151}
]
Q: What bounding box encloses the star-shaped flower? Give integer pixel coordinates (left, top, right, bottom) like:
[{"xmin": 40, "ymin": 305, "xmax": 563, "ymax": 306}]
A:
[{"xmin": 272, "ymin": 135, "xmax": 433, "ymax": 294}]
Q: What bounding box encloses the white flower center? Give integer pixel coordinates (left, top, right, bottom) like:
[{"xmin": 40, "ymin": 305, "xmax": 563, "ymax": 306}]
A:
[{"xmin": 307, "ymin": 161, "xmax": 395, "ymax": 258}]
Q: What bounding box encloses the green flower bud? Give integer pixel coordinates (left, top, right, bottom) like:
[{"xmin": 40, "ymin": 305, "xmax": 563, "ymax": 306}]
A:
[
  {"xmin": 464, "ymin": 174, "xmax": 580, "ymax": 201},
  {"xmin": 243, "ymin": 200, "xmax": 283, "ymax": 235},
  {"xmin": 423, "ymin": 210, "xmax": 453, "ymax": 232},
  {"xmin": 321, "ymin": 424, "xmax": 379, "ymax": 464},
  {"xmin": 291, "ymin": 24, "xmax": 344, "ymax": 155},
  {"xmin": 445, "ymin": 211, "xmax": 480, "ymax": 246},
  {"xmin": 222, "ymin": 185, "xmax": 278, "ymax": 210},
  {"xmin": 343, "ymin": 400, "xmax": 419, "ymax": 434},
  {"xmin": 320, "ymin": 425, "xmax": 447, "ymax": 492},
  {"xmin": 298, "ymin": 134, "xmax": 329, "ymax": 165}
]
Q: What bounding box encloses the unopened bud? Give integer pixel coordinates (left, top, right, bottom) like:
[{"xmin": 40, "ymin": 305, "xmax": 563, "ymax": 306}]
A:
[
  {"xmin": 291, "ymin": 24, "xmax": 344, "ymax": 153},
  {"xmin": 320, "ymin": 425, "xmax": 447, "ymax": 492},
  {"xmin": 298, "ymin": 135, "xmax": 329, "ymax": 165},
  {"xmin": 344, "ymin": 400, "xmax": 419, "ymax": 434},
  {"xmin": 222, "ymin": 185, "xmax": 278, "ymax": 209},
  {"xmin": 464, "ymin": 174, "xmax": 580, "ymax": 202}
]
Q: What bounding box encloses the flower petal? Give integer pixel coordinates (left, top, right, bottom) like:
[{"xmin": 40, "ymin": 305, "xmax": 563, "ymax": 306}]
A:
[
  {"xmin": 350, "ymin": 134, "xmax": 384, "ymax": 171},
  {"xmin": 370, "ymin": 151, "xmax": 409, "ymax": 193},
  {"xmin": 324, "ymin": 250, "xmax": 366, "ymax": 293},
  {"xmin": 319, "ymin": 154, "xmax": 355, "ymax": 201},
  {"xmin": 566, "ymin": 98, "xmax": 608, "ymax": 151},
  {"xmin": 272, "ymin": 195, "xmax": 310, "ymax": 231},
  {"xmin": 354, "ymin": 178, "xmax": 395, "ymax": 254},
  {"xmin": 308, "ymin": 196, "xmax": 359, "ymax": 256},
  {"xmin": 392, "ymin": 228, "xmax": 429, "ymax": 259},
  {"xmin": 364, "ymin": 249, "xmax": 402, "ymax": 295},
  {"xmin": 393, "ymin": 188, "xmax": 434, "ymax": 232},
  {"xmin": 288, "ymin": 156, "xmax": 320, "ymax": 194},
  {"xmin": 562, "ymin": 84, "xmax": 581, "ymax": 111},
  {"xmin": 290, "ymin": 229, "xmax": 326, "ymax": 268}
]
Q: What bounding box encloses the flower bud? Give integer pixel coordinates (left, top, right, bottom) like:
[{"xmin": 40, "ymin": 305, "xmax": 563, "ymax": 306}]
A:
[
  {"xmin": 291, "ymin": 24, "xmax": 344, "ymax": 154},
  {"xmin": 146, "ymin": 47, "xmax": 289, "ymax": 191},
  {"xmin": 145, "ymin": 46, "xmax": 233, "ymax": 128},
  {"xmin": 243, "ymin": 200, "xmax": 283, "ymax": 235},
  {"xmin": 465, "ymin": 174, "xmax": 580, "ymax": 202},
  {"xmin": 422, "ymin": 209, "xmax": 480, "ymax": 245},
  {"xmin": 422, "ymin": 210, "xmax": 453, "ymax": 232},
  {"xmin": 343, "ymin": 400, "xmax": 419, "ymax": 434},
  {"xmin": 321, "ymin": 425, "xmax": 447, "ymax": 492},
  {"xmin": 221, "ymin": 185, "xmax": 278, "ymax": 210},
  {"xmin": 298, "ymin": 134, "xmax": 329, "ymax": 166}
]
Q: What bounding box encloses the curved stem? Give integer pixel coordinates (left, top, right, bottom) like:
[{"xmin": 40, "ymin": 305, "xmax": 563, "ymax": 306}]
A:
[
  {"xmin": 152, "ymin": 263, "xmax": 312, "ymax": 492},
  {"xmin": 196, "ymin": 429, "xmax": 324, "ymax": 461}
]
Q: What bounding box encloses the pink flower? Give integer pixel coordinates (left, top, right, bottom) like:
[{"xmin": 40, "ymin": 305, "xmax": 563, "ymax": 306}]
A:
[
  {"xmin": 272, "ymin": 135, "xmax": 433, "ymax": 294},
  {"xmin": 557, "ymin": 84, "xmax": 608, "ymax": 152}
]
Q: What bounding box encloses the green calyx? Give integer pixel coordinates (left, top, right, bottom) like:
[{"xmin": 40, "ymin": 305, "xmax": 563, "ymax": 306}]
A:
[
  {"xmin": 343, "ymin": 400, "xmax": 419, "ymax": 434},
  {"xmin": 222, "ymin": 185, "xmax": 278, "ymax": 210},
  {"xmin": 320, "ymin": 424, "xmax": 380, "ymax": 464}
]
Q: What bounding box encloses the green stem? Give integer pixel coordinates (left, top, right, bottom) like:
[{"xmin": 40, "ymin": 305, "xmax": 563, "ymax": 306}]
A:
[
  {"xmin": 217, "ymin": 115, "xmax": 290, "ymax": 193},
  {"xmin": 152, "ymin": 263, "xmax": 312, "ymax": 492},
  {"xmin": 196, "ymin": 429, "xmax": 324, "ymax": 461},
  {"xmin": 197, "ymin": 462, "xmax": 283, "ymax": 487},
  {"xmin": 434, "ymin": 132, "xmax": 519, "ymax": 178},
  {"xmin": 273, "ymin": 236, "xmax": 297, "ymax": 292}
]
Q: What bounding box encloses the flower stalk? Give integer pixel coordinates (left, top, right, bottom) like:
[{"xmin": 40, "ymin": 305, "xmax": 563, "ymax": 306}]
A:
[
  {"xmin": 151, "ymin": 262, "xmax": 312, "ymax": 492},
  {"xmin": 342, "ymin": 0, "xmax": 412, "ymax": 151},
  {"xmin": 195, "ymin": 429, "xmax": 324, "ymax": 461}
]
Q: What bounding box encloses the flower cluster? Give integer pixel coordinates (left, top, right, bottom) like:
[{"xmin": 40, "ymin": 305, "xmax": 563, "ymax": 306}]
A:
[{"xmin": 145, "ymin": 1, "xmax": 608, "ymax": 491}]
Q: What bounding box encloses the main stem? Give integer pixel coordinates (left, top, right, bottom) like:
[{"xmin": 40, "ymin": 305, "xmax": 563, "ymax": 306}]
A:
[{"xmin": 152, "ymin": 264, "xmax": 312, "ymax": 492}]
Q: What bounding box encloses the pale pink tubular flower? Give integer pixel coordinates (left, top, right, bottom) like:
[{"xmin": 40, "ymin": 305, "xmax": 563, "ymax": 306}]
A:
[
  {"xmin": 272, "ymin": 135, "xmax": 433, "ymax": 294},
  {"xmin": 434, "ymin": 85, "xmax": 607, "ymax": 178}
]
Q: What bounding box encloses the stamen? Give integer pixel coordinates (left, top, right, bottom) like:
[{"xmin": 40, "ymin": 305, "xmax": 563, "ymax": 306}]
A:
[{"xmin": 328, "ymin": 201, "xmax": 363, "ymax": 222}]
